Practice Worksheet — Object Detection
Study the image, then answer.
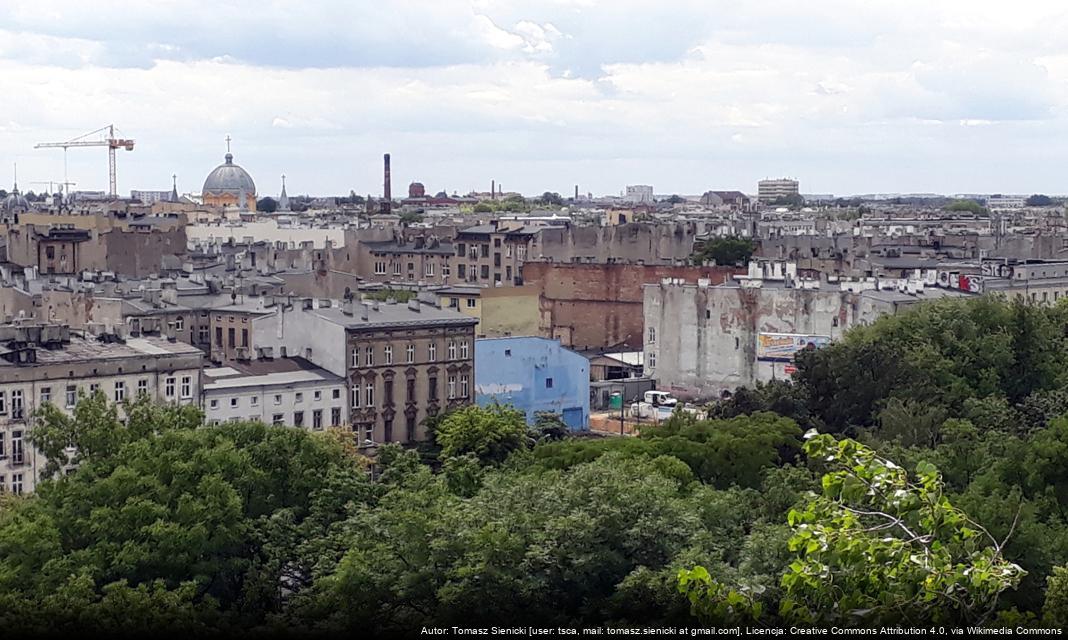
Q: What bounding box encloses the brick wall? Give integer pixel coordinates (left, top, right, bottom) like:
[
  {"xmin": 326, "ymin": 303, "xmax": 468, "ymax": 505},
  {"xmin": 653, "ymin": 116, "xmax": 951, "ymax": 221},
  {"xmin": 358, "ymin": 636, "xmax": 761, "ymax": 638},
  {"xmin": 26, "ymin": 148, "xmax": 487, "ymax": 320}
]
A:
[{"xmin": 522, "ymin": 262, "xmax": 743, "ymax": 350}]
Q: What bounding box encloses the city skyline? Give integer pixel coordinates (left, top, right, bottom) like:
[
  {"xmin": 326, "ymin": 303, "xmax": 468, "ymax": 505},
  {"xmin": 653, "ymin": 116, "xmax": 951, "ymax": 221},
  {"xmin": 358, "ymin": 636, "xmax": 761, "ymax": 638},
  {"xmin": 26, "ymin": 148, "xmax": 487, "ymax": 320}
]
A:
[{"xmin": 2, "ymin": 1, "xmax": 1068, "ymax": 196}]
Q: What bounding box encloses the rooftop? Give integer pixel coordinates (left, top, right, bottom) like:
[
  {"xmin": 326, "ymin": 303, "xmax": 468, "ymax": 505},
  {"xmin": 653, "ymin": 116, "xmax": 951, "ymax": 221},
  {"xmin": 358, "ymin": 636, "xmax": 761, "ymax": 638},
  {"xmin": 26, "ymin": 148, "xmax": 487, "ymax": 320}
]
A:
[
  {"xmin": 0, "ymin": 333, "xmax": 202, "ymax": 368},
  {"xmin": 311, "ymin": 300, "xmax": 478, "ymax": 330},
  {"xmin": 203, "ymin": 357, "xmax": 344, "ymax": 391}
]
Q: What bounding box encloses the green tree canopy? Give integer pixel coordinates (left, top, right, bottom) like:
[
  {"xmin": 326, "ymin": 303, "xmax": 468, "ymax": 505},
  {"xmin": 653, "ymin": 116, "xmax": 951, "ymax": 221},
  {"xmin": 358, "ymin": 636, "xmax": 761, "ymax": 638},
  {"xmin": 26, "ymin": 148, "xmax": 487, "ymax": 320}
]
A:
[{"xmin": 690, "ymin": 236, "xmax": 756, "ymax": 266}]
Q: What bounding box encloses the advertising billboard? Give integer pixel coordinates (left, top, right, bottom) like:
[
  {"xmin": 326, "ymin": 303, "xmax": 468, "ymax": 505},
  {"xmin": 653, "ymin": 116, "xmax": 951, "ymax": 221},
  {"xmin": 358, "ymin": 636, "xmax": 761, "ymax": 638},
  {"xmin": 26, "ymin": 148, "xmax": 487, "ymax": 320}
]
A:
[{"xmin": 756, "ymin": 333, "xmax": 832, "ymax": 363}]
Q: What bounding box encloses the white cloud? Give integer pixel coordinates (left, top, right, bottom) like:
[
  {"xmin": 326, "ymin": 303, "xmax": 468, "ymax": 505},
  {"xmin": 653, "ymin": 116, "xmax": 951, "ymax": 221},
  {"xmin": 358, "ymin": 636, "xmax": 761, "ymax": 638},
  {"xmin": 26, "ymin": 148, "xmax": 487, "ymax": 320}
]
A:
[{"xmin": 0, "ymin": 0, "xmax": 1067, "ymax": 196}]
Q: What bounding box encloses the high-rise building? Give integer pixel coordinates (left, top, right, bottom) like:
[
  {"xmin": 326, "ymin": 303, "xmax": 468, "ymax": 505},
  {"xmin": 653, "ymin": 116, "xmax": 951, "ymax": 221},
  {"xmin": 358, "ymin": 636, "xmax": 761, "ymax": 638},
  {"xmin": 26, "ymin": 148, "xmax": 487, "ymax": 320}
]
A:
[
  {"xmin": 624, "ymin": 185, "xmax": 654, "ymax": 203},
  {"xmin": 757, "ymin": 178, "xmax": 800, "ymax": 203}
]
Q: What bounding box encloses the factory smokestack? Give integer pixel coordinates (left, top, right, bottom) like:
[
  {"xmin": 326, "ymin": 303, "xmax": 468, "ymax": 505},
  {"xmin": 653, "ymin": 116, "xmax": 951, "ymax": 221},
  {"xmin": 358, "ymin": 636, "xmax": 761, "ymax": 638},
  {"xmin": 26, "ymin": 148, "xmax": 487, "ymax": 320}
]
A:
[
  {"xmin": 575, "ymin": 185, "xmax": 579, "ymax": 200},
  {"xmin": 382, "ymin": 153, "xmax": 392, "ymax": 214},
  {"xmin": 491, "ymin": 179, "xmax": 495, "ymax": 201}
]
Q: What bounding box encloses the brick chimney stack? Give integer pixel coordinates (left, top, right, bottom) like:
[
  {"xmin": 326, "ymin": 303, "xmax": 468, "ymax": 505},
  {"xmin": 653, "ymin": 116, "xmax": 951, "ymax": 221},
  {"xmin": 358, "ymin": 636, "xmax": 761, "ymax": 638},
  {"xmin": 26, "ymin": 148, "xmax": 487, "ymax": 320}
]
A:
[{"xmin": 382, "ymin": 153, "xmax": 392, "ymax": 214}]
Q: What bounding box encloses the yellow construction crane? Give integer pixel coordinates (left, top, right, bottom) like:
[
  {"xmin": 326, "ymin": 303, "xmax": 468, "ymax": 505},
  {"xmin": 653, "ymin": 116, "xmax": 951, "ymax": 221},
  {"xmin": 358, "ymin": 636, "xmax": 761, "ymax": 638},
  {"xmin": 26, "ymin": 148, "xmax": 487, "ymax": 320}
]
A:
[{"xmin": 35, "ymin": 124, "xmax": 134, "ymax": 198}]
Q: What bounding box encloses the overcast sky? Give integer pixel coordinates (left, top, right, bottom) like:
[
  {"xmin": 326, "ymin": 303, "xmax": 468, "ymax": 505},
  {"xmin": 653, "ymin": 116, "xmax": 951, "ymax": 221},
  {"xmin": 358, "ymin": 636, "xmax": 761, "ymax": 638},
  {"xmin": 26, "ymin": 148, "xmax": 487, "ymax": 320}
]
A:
[{"xmin": 1, "ymin": 0, "xmax": 1066, "ymax": 198}]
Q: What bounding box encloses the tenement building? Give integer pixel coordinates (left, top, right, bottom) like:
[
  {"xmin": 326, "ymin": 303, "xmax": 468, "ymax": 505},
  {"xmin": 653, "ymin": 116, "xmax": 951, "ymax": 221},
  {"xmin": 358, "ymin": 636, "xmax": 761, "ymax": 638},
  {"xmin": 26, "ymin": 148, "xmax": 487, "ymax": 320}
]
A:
[
  {"xmin": 252, "ymin": 297, "xmax": 478, "ymax": 447},
  {"xmin": 0, "ymin": 323, "xmax": 204, "ymax": 494}
]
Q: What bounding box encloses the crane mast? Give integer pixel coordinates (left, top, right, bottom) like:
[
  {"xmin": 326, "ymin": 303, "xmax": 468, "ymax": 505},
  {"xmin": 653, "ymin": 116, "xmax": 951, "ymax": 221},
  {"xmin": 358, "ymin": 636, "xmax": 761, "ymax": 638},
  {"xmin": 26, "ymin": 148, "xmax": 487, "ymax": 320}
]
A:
[{"xmin": 35, "ymin": 124, "xmax": 135, "ymax": 198}]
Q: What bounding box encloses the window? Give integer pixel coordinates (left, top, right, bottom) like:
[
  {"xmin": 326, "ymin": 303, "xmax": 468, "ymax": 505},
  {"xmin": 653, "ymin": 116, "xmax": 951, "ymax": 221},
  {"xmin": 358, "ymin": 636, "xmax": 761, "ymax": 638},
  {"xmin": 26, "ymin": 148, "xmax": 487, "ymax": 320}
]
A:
[
  {"xmin": 449, "ymin": 297, "xmax": 459, "ymax": 309},
  {"xmin": 460, "ymin": 341, "xmax": 469, "ymax": 359},
  {"xmin": 66, "ymin": 385, "xmax": 77, "ymax": 408},
  {"xmin": 242, "ymin": 329, "xmax": 249, "ymax": 347},
  {"xmin": 230, "ymin": 397, "xmax": 239, "ymax": 408},
  {"xmin": 460, "ymin": 374, "xmax": 469, "ymax": 398},
  {"xmin": 448, "ymin": 342, "xmax": 456, "ymax": 360},
  {"xmin": 374, "ymin": 261, "xmax": 386, "ymax": 275},
  {"xmin": 46, "ymin": 245, "xmax": 55, "ymax": 259},
  {"xmin": 494, "ymin": 253, "xmax": 501, "ymax": 267},
  {"xmin": 365, "ymin": 346, "xmax": 374, "ymax": 366},
  {"xmin": 165, "ymin": 376, "xmax": 177, "ymax": 397},
  {"xmin": 89, "ymin": 383, "xmax": 100, "ymax": 395},
  {"xmin": 428, "ymin": 343, "xmax": 437, "ymax": 361},
  {"xmin": 295, "ymin": 392, "xmax": 304, "ymax": 403},
  {"xmin": 11, "ymin": 431, "xmax": 23, "ymax": 465},
  {"xmin": 425, "ymin": 262, "xmax": 435, "ymax": 277},
  {"xmin": 481, "ymin": 244, "xmax": 489, "ymax": 258},
  {"xmin": 385, "ymin": 380, "xmax": 394, "ymax": 405},
  {"xmin": 314, "ymin": 390, "xmax": 321, "ymax": 401},
  {"xmin": 274, "ymin": 394, "xmax": 282, "ymax": 405},
  {"xmin": 138, "ymin": 379, "xmax": 148, "ymax": 396},
  {"xmin": 505, "ymin": 349, "xmax": 512, "ymax": 357},
  {"xmin": 181, "ymin": 376, "xmax": 192, "ymax": 399},
  {"xmin": 393, "ymin": 261, "xmax": 402, "ymax": 276},
  {"xmin": 40, "ymin": 386, "xmax": 51, "ymax": 404},
  {"xmin": 648, "ymin": 327, "xmax": 656, "ymax": 343},
  {"xmin": 466, "ymin": 298, "xmax": 476, "ymax": 308},
  {"xmin": 215, "ymin": 326, "xmax": 223, "ymax": 346},
  {"xmin": 272, "ymin": 414, "xmax": 284, "ymax": 426},
  {"xmin": 384, "ymin": 419, "xmax": 393, "ymax": 442},
  {"xmin": 448, "ymin": 376, "xmax": 456, "ymax": 399},
  {"xmin": 649, "ymin": 352, "xmax": 657, "ymax": 368},
  {"xmin": 175, "ymin": 316, "xmax": 184, "ymax": 331},
  {"xmin": 407, "ymin": 415, "xmax": 417, "ymax": 441},
  {"xmin": 114, "ymin": 381, "xmax": 125, "ymax": 402},
  {"xmin": 429, "ymin": 376, "xmax": 438, "ymax": 401},
  {"xmin": 352, "ymin": 347, "xmax": 360, "ymax": 367},
  {"xmin": 407, "ymin": 378, "xmax": 415, "ymax": 402},
  {"xmin": 11, "ymin": 473, "xmax": 22, "ymax": 495},
  {"xmin": 384, "ymin": 345, "xmax": 393, "ymax": 365},
  {"xmin": 352, "ymin": 385, "xmax": 361, "ymax": 408},
  {"xmin": 0, "ymin": 433, "xmax": 4, "ymax": 458},
  {"xmin": 332, "ymin": 389, "xmax": 341, "ymax": 400},
  {"xmin": 210, "ymin": 399, "xmax": 219, "ymax": 409},
  {"xmin": 545, "ymin": 377, "xmax": 554, "ymax": 389},
  {"xmin": 443, "ymin": 263, "xmax": 450, "ymax": 278},
  {"xmin": 458, "ymin": 264, "xmax": 467, "ymax": 279},
  {"xmin": 517, "ymin": 245, "xmax": 526, "ymax": 261},
  {"xmin": 11, "ymin": 390, "xmax": 23, "ymax": 419},
  {"xmin": 331, "ymin": 407, "xmax": 341, "ymax": 426},
  {"xmin": 313, "ymin": 409, "xmax": 323, "ymax": 430},
  {"xmin": 0, "ymin": 391, "xmax": 6, "ymax": 415},
  {"xmin": 250, "ymin": 396, "xmax": 259, "ymax": 407},
  {"xmin": 481, "ymin": 265, "xmax": 490, "ymax": 279},
  {"xmin": 199, "ymin": 326, "xmax": 209, "ymax": 344},
  {"xmin": 406, "ymin": 344, "xmax": 415, "ymax": 363},
  {"xmin": 228, "ymin": 327, "xmax": 235, "ymax": 347},
  {"xmin": 360, "ymin": 423, "xmax": 374, "ymax": 443},
  {"xmin": 365, "ymin": 382, "xmax": 375, "ymax": 407},
  {"xmin": 293, "ymin": 411, "xmax": 304, "ymax": 427}
]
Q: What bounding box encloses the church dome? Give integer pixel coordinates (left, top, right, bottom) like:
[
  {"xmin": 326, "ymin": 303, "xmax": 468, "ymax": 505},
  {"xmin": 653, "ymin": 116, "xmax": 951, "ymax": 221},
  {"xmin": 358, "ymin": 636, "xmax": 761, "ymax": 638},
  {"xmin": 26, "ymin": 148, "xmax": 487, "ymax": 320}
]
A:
[
  {"xmin": 2, "ymin": 188, "xmax": 29, "ymax": 214},
  {"xmin": 202, "ymin": 153, "xmax": 256, "ymax": 196}
]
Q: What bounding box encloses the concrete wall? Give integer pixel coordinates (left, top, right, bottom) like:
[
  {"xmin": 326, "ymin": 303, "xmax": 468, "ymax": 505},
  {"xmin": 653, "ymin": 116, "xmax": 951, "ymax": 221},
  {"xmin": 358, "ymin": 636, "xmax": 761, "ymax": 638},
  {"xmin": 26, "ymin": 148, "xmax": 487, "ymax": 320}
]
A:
[
  {"xmin": 644, "ymin": 283, "xmax": 854, "ymax": 399},
  {"xmin": 522, "ymin": 262, "xmax": 742, "ymax": 351},
  {"xmin": 535, "ymin": 222, "xmax": 696, "ymax": 263},
  {"xmin": 104, "ymin": 227, "xmax": 188, "ymax": 277},
  {"xmin": 479, "ymin": 287, "xmax": 540, "ymax": 338},
  {"xmin": 277, "ymin": 270, "xmax": 362, "ymax": 300},
  {"xmin": 187, "ymin": 220, "xmax": 346, "ymax": 249},
  {"xmin": 474, "ymin": 336, "xmax": 589, "ymax": 430},
  {"xmin": 252, "ymin": 305, "xmax": 348, "ymax": 376}
]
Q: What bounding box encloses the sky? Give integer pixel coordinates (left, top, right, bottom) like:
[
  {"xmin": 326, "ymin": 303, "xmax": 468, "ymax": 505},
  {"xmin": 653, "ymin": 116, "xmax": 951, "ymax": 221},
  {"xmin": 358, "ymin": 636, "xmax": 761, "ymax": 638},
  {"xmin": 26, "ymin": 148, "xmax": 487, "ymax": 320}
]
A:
[{"xmin": 1, "ymin": 0, "xmax": 1067, "ymax": 197}]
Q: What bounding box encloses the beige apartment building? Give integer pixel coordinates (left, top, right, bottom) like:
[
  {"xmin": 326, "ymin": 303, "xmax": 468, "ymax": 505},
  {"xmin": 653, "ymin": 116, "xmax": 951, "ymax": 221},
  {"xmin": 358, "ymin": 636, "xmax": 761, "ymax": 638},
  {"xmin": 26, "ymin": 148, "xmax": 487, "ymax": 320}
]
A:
[{"xmin": 0, "ymin": 323, "xmax": 204, "ymax": 494}]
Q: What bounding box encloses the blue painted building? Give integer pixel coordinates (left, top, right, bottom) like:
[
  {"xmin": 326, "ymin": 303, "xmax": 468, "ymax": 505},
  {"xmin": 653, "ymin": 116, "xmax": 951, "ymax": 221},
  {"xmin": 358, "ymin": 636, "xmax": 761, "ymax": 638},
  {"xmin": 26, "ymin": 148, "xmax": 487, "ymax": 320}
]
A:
[{"xmin": 474, "ymin": 337, "xmax": 590, "ymax": 431}]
